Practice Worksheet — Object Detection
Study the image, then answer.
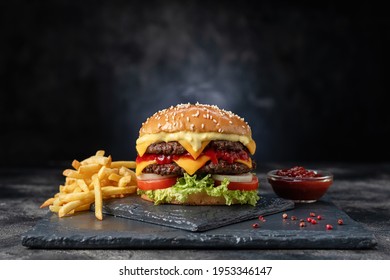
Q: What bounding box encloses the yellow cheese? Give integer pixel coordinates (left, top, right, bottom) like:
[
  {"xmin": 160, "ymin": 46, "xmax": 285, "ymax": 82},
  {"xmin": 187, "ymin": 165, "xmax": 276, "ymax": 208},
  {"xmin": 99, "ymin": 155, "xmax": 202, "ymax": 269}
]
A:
[
  {"xmin": 136, "ymin": 142, "xmax": 151, "ymax": 157},
  {"xmin": 173, "ymin": 155, "xmax": 211, "ymax": 175},
  {"xmin": 135, "ymin": 160, "xmax": 157, "ymax": 176},
  {"xmin": 235, "ymin": 158, "xmax": 252, "ymax": 169},
  {"xmin": 246, "ymin": 139, "xmax": 256, "ymax": 155},
  {"xmin": 136, "ymin": 132, "xmax": 256, "ymax": 156},
  {"xmin": 178, "ymin": 140, "xmax": 210, "ymax": 159}
]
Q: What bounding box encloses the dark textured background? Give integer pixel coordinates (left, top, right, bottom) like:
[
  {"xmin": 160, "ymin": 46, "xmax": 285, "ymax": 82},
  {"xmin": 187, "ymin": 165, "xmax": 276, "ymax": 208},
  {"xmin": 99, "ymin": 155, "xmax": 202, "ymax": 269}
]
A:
[{"xmin": 1, "ymin": 1, "xmax": 389, "ymax": 166}]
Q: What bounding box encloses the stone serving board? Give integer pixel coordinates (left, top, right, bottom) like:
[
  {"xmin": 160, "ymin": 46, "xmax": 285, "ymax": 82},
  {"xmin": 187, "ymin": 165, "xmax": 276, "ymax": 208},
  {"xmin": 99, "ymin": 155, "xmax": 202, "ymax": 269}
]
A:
[
  {"xmin": 22, "ymin": 195, "xmax": 376, "ymax": 249},
  {"xmin": 92, "ymin": 195, "xmax": 294, "ymax": 232}
]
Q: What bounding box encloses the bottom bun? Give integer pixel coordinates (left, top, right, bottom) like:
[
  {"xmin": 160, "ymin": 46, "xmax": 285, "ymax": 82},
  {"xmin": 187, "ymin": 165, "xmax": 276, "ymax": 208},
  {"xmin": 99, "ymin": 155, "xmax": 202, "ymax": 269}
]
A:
[{"xmin": 141, "ymin": 191, "xmax": 238, "ymax": 205}]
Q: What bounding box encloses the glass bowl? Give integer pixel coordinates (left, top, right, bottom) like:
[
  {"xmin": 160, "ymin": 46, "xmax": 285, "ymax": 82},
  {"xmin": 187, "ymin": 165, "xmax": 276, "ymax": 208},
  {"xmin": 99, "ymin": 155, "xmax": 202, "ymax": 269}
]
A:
[{"xmin": 267, "ymin": 169, "xmax": 333, "ymax": 203}]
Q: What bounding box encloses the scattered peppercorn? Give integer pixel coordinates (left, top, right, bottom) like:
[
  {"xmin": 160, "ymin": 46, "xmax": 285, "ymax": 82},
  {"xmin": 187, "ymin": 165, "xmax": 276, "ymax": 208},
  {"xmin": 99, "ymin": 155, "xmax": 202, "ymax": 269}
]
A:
[
  {"xmin": 337, "ymin": 219, "xmax": 344, "ymax": 225},
  {"xmin": 299, "ymin": 221, "xmax": 306, "ymax": 227},
  {"xmin": 310, "ymin": 212, "xmax": 316, "ymax": 217},
  {"xmin": 326, "ymin": 224, "xmax": 333, "ymax": 230},
  {"xmin": 291, "ymin": 216, "xmax": 297, "ymax": 221},
  {"xmin": 252, "ymin": 223, "xmax": 259, "ymax": 228},
  {"xmin": 307, "ymin": 218, "xmax": 312, "ymax": 223},
  {"xmin": 282, "ymin": 213, "xmax": 288, "ymax": 219},
  {"xmin": 311, "ymin": 219, "xmax": 317, "ymax": 225},
  {"xmin": 300, "ymin": 219, "xmax": 305, "ymax": 222},
  {"xmin": 258, "ymin": 215, "xmax": 266, "ymax": 222},
  {"xmin": 317, "ymin": 215, "xmax": 322, "ymax": 220}
]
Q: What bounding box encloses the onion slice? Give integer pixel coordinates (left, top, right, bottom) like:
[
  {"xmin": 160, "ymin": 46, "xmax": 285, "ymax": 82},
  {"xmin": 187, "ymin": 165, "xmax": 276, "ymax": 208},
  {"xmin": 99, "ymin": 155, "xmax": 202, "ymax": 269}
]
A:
[{"xmin": 212, "ymin": 173, "xmax": 253, "ymax": 183}]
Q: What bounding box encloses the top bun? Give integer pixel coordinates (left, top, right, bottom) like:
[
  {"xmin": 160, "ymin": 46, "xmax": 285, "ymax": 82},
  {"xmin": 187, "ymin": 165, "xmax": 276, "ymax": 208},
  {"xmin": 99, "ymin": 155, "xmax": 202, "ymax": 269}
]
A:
[{"xmin": 139, "ymin": 103, "xmax": 252, "ymax": 137}]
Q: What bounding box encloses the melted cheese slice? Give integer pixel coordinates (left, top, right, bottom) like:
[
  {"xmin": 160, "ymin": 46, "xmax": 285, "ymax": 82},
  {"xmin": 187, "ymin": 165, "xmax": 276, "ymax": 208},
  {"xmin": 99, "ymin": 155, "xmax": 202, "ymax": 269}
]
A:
[
  {"xmin": 178, "ymin": 140, "xmax": 210, "ymax": 159},
  {"xmin": 136, "ymin": 132, "xmax": 256, "ymax": 156},
  {"xmin": 173, "ymin": 155, "xmax": 211, "ymax": 175},
  {"xmin": 135, "ymin": 160, "xmax": 156, "ymax": 176},
  {"xmin": 235, "ymin": 158, "xmax": 252, "ymax": 169},
  {"xmin": 246, "ymin": 140, "xmax": 256, "ymax": 155}
]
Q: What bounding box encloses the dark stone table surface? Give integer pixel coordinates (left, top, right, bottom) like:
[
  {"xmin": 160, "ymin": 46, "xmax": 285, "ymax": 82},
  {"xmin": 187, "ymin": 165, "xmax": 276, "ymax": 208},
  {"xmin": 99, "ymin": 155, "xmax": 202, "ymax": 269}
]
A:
[{"xmin": 1, "ymin": 163, "xmax": 389, "ymax": 259}]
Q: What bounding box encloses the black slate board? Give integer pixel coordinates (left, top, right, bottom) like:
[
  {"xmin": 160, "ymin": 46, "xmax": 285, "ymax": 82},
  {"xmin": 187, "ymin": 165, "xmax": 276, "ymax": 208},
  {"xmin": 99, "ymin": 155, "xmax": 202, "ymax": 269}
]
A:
[
  {"xmin": 22, "ymin": 197, "xmax": 376, "ymax": 249},
  {"xmin": 92, "ymin": 195, "xmax": 294, "ymax": 231}
]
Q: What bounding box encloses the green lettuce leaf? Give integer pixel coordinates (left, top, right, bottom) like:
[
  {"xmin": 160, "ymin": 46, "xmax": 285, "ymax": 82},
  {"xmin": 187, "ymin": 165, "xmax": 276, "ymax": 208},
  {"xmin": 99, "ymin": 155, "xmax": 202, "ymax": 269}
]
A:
[{"xmin": 137, "ymin": 173, "xmax": 260, "ymax": 206}]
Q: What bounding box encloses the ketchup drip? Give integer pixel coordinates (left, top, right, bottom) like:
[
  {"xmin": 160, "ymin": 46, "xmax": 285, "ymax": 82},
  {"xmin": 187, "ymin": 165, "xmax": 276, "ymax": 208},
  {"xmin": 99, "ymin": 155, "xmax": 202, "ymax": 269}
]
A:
[{"xmin": 136, "ymin": 149, "xmax": 249, "ymax": 164}]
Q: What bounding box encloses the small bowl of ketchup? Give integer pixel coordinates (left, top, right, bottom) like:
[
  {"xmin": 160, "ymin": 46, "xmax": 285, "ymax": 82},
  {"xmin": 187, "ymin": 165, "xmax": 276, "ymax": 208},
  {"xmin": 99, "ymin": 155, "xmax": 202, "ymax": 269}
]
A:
[{"xmin": 267, "ymin": 166, "xmax": 333, "ymax": 203}]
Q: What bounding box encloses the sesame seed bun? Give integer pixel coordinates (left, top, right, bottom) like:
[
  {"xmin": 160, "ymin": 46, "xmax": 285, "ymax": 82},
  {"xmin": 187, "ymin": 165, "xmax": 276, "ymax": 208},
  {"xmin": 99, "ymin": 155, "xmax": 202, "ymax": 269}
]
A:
[{"xmin": 139, "ymin": 103, "xmax": 252, "ymax": 137}]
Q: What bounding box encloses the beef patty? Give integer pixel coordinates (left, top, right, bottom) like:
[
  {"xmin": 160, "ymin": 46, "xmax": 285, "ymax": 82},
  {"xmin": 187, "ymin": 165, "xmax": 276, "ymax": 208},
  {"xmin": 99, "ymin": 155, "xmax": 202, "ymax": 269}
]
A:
[
  {"xmin": 142, "ymin": 140, "xmax": 254, "ymax": 176},
  {"xmin": 145, "ymin": 140, "xmax": 249, "ymax": 155},
  {"xmin": 142, "ymin": 160, "xmax": 256, "ymax": 176}
]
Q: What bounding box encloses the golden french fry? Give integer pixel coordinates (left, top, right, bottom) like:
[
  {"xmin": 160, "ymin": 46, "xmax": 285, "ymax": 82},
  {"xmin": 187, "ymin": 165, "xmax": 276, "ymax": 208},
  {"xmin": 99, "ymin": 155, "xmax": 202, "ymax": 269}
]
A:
[
  {"xmin": 59, "ymin": 198, "xmax": 94, "ymax": 217},
  {"xmin": 79, "ymin": 164, "xmax": 101, "ymax": 174},
  {"xmin": 102, "ymin": 186, "xmax": 137, "ymax": 196},
  {"xmin": 118, "ymin": 176, "xmax": 132, "ymax": 187},
  {"xmin": 74, "ymin": 204, "xmax": 91, "ymax": 212},
  {"xmin": 40, "ymin": 197, "xmax": 55, "ymax": 208},
  {"xmin": 77, "ymin": 179, "xmax": 90, "ymax": 192},
  {"xmin": 120, "ymin": 168, "xmax": 137, "ymax": 186},
  {"xmin": 72, "ymin": 159, "xmax": 81, "ymax": 170},
  {"xmin": 106, "ymin": 155, "xmax": 112, "ymax": 167},
  {"xmin": 59, "ymin": 191, "xmax": 94, "ymax": 203},
  {"xmin": 93, "ymin": 175, "xmax": 103, "ymax": 220},
  {"xmin": 100, "ymin": 178, "xmax": 111, "ymax": 187},
  {"xmin": 63, "ymin": 169, "xmax": 89, "ymax": 179},
  {"xmin": 52, "ymin": 197, "xmax": 61, "ymax": 206},
  {"xmin": 97, "ymin": 166, "xmax": 107, "ymax": 180},
  {"xmin": 65, "ymin": 177, "xmax": 77, "ymax": 185},
  {"xmin": 108, "ymin": 173, "xmax": 122, "ymax": 182},
  {"xmin": 63, "ymin": 182, "xmax": 77, "ymax": 193},
  {"xmin": 98, "ymin": 166, "xmax": 117, "ymax": 180},
  {"xmin": 95, "ymin": 150, "xmax": 105, "ymax": 156},
  {"xmin": 119, "ymin": 166, "xmax": 134, "ymax": 176},
  {"xmin": 49, "ymin": 205, "xmax": 61, "ymax": 213},
  {"xmin": 81, "ymin": 155, "xmax": 109, "ymax": 166},
  {"xmin": 110, "ymin": 161, "xmax": 136, "ymax": 169}
]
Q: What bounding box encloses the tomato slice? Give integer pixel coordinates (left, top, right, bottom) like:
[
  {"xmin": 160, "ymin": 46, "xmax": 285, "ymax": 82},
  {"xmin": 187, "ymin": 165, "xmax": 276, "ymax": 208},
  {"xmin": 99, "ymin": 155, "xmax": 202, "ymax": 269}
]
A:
[
  {"xmin": 137, "ymin": 176, "xmax": 178, "ymax": 191},
  {"xmin": 215, "ymin": 175, "xmax": 259, "ymax": 191}
]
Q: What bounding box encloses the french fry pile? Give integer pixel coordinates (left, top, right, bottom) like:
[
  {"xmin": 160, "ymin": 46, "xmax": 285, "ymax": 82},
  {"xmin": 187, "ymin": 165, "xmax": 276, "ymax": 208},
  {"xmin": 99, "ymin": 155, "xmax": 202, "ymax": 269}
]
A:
[{"xmin": 40, "ymin": 150, "xmax": 137, "ymax": 220}]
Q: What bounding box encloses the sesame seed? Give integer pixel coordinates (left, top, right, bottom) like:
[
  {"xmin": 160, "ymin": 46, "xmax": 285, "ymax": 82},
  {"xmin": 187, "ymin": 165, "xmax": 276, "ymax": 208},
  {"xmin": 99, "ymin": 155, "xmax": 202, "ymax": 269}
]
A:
[
  {"xmin": 190, "ymin": 124, "xmax": 195, "ymax": 131},
  {"xmin": 201, "ymin": 123, "xmax": 205, "ymax": 129},
  {"xmin": 186, "ymin": 116, "xmax": 190, "ymax": 122},
  {"xmin": 229, "ymin": 120, "xmax": 233, "ymax": 124},
  {"xmin": 157, "ymin": 123, "xmax": 162, "ymax": 128},
  {"xmin": 213, "ymin": 119, "xmax": 217, "ymax": 123}
]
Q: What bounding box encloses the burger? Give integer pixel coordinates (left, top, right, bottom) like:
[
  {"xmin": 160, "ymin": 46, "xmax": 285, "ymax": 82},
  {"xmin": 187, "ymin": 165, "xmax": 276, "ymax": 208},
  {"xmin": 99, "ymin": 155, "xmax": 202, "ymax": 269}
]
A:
[{"xmin": 135, "ymin": 103, "xmax": 259, "ymax": 206}]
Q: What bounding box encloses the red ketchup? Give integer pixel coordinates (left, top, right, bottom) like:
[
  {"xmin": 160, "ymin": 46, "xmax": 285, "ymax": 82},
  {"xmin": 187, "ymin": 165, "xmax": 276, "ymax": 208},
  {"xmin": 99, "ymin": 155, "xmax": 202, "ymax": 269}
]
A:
[{"xmin": 268, "ymin": 166, "xmax": 333, "ymax": 202}]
